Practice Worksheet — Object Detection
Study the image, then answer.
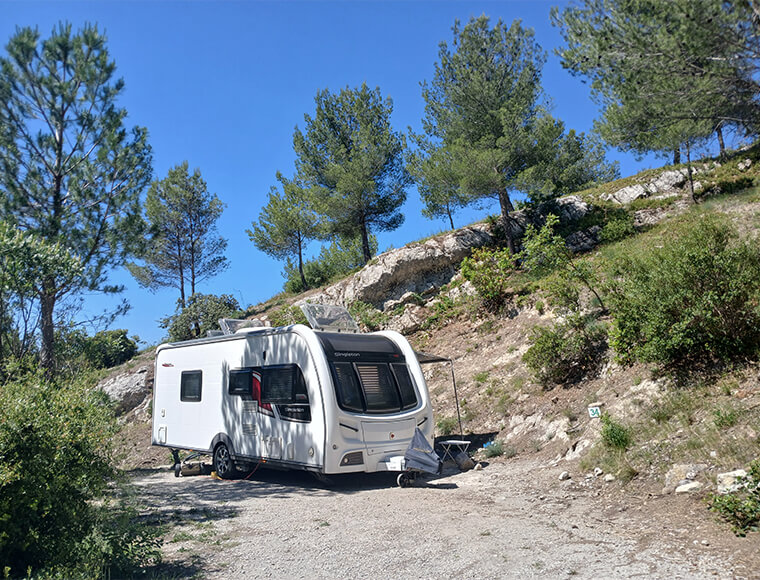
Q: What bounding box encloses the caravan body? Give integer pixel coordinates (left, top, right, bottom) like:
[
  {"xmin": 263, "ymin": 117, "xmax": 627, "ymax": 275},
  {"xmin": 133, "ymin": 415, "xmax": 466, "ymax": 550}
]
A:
[{"xmin": 152, "ymin": 324, "xmax": 434, "ymax": 476}]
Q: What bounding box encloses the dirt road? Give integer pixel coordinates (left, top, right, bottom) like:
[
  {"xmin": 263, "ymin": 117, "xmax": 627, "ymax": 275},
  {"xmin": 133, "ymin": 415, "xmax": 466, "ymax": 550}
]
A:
[{"xmin": 132, "ymin": 458, "xmax": 757, "ymax": 579}]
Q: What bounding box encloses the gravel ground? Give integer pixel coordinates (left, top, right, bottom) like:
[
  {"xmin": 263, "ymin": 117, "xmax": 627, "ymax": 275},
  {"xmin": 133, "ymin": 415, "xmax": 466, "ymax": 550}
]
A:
[{"xmin": 132, "ymin": 458, "xmax": 757, "ymax": 579}]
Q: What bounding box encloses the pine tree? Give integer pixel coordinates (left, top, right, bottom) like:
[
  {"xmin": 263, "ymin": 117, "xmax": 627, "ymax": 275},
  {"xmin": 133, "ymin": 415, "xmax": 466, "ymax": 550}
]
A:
[
  {"xmin": 247, "ymin": 172, "xmax": 319, "ymax": 291},
  {"xmin": 293, "ymin": 83, "xmax": 410, "ymax": 264},
  {"xmin": 128, "ymin": 162, "xmax": 228, "ymax": 308},
  {"xmin": 0, "ymin": 23, "xmax": 152, "ymax": 372}
]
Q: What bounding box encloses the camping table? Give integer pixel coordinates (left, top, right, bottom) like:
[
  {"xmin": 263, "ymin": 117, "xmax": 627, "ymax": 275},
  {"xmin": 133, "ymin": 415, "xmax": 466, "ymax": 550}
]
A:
[{"xmin": 440, "ymin": 439, "xmax": 470, "ymax": 462}]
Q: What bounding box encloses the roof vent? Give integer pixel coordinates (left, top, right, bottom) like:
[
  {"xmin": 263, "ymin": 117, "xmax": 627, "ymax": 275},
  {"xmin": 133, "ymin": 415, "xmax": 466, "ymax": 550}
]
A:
[
  {"xmin": 218, "ymin": 318, "xmax": 266, "ymax": 335},
  {"xmin": 300, "ymin": 303, "xmax": 360, "ymax": 333}
]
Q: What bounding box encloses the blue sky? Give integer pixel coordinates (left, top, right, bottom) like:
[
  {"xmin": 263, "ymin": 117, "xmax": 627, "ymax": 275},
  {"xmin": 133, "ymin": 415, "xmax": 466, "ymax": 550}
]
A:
[{"xmin": 1, "ymin": 0, "xmax": 662, "ymax": 346}]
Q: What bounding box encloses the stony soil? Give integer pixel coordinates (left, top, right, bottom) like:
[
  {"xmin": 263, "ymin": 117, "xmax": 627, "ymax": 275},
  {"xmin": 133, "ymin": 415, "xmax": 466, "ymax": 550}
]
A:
[{"xmin": 132, "ymin": 457, "xmax": 759, "ymax": 579}]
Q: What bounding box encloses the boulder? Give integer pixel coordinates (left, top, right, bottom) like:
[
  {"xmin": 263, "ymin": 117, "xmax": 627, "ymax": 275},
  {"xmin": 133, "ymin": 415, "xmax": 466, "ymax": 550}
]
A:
[
  {"xmin": 98, "ymin": 364, "xmax": 151, "ymax": 416},
  {"xmin": 675, "ymin": 481, "xmax": 704, "ymax": 494},
  {"xmin": 717, "ymin": 469, "xmax": 747, "ymax": 494},
  {"xmin": 601, "ymin": 169, "xmax": 695, "ymax": 205},
  {"xmin": 663, "ymin": 463, "xmax": 708, "ymax": 494}
]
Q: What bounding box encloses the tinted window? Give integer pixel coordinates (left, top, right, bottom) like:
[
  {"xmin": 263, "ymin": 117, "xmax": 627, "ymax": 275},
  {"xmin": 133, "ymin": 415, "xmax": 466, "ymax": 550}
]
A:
[
  {"xmin": 356, "ymin": 363, "xmax": 401, "ymax": 413},
  {"xmin": 332, "ymin": 362, "xmax": 364, "ymax": 412},
  {"xmin": 180, "ymin": 370, "xmax": 202, "ymax": 402},
  {"xmin": 229, "ymin": 369, "xmax": 252, "ymax": 398},
  {"xmin": 391, "ymin": 363, "xmax": 418, "ymax": 410},
  {"xmin": 331, "ymin": 362, "xmax": 419, "ymax": 414},
  {"xmin": 262, "ymin": 364, "xmax": 306, "ymax": 404}
]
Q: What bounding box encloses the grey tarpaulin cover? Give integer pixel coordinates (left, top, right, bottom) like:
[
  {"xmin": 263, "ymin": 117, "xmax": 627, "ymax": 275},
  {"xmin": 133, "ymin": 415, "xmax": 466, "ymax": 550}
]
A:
[{"xmin": 404, "ymin": 428, "xmax": 442, "ymax": 474}]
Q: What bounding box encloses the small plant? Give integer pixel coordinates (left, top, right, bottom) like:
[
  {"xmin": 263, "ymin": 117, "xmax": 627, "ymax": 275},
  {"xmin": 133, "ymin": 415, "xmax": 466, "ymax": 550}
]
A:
[
  {"xmin": 600, "ymin": 412, "xmax": 632, "ymax": 451},
  {"xmin": 268, "ymin": 304, "xmax": 308, "ymax": 327},
  {"xmin": 348, "ymin": 301, "xmax": 388, "ymax": 331},
  {"xmin": 473, "ymin": 371, "xmax": 489, "ymax": 384},
  {"xmin": 436, "ymin": 416, "xmax": 458, "ymax": 436},
  {"xmin": 713, "ymin": 406, "xmax": 740, "ymax": 429},
  {"xmin": 709, "ymin": 460, "xmax": 760, "ymax": 536},
  {"xmin": 483, "ymin": 440, "xmax": 504, "ymax": 458},
  {"xmin": 460, "ymin": 246, "xmax": 515, "ymax": 308},
  {"xmin": 534, "ymin": 299, "xmax": 545, "ymax": 314}
]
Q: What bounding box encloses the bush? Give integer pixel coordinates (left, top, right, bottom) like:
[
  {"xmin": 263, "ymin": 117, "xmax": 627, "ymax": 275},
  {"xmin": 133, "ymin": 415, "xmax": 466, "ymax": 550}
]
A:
[
  {"xmin": 348, "ymin": 301, "xmax": 387, "ymax": 331},
  {"xmin": 436, "ymin": 416, "xmax": 458, "ymax": 436},
  {"xmin": 268, "ymin": 304, "xmax": 308, "ymax": 327},
  {"xmin": 160, "ymin": 293, "xmax": 242, "ymax": 341},
  {"xmin": 0, "ymin": 375, "xmax": 162, "ymax": 576},
  {"xmin": 607, "ymin": 214, "xmax": 760, "ymax": 367},
  {"xmin": 709, "ymin": 460, "xmax": 760, "ymax": 536},
  {"xmin": 600, "ymin": 412, "xmax": 632, "ymax": 451},
  {"xmin": 460, "ymin": 246, "xmax": 514, "ymax": 308},
  {"xmin": 84, "ymin": 329, "xmax": 139, "ymax": 369},
  {"xmin": 284, "ymin": 235, "xmax": 377, "ymax": 293},
  {"xmin": 523, "ymin": 314, "xmax": 607, "ymax": 386}
]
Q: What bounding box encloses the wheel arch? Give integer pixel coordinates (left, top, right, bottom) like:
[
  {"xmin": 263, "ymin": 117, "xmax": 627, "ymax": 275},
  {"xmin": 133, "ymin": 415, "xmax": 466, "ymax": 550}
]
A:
[{"xmin": 210, "ymin": 433, "xmax": 236, "ymax": 459}]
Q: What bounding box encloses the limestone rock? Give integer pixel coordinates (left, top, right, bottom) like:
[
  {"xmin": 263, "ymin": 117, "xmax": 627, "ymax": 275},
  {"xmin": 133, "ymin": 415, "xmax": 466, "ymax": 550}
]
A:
[
  {"xmin": 386, "ymin": 304, "xmax": 427, "ymax": 335},
  {"xmin": 297, "ymin": 224, "xmax": 493, "ymax": 310},
  {"xmin": 663, "ymin": 463, "xmax": 708, "ymax": 493},
  {"xmin": 98, "ymin": 364, "xmax": 151, "ymax": 416},
  {"xmin": 604, "ymin": 474, "xmax": 616, "ymax": 483},
  {"xmin": 738, "ymin": 159, "xmax": 752, "ymax": 171},
  {"xmin": 675, "ymin": 481, "xmax": 703, "ymax": 494},
  {"xmin": 559, "ymin": 471, "xmax": 571, "ymax": 481},
  {"xmin": 566, "ymin": 226, "xmax": 601, "ymax": 253},
  {"xmin": 717, "ymin": 469, "xmax": 747, "ymax": 494},
  {"xmin": 601, "ymin": 169, "xmax": 695, "ymax": 205}
]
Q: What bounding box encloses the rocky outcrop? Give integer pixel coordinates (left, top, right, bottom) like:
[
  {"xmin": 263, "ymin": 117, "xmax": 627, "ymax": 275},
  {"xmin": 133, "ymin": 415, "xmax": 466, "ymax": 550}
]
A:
[
  {"xmin": 601, "ymin": 168, "xmax": 700, "ymax": 205},
  {"xmin": 296, "ymin": 224, "xmax": 494, "ymax": 310},
  {"xmin": 97, "ymin": 362, "xmax": 153, "ymax": 418}
]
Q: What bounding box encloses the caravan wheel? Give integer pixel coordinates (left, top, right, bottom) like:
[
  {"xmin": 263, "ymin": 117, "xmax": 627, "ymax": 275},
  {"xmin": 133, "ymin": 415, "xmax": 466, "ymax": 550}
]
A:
[{"xmin": 213, "ymin": 443, "xmax": 238, "ymax": 479}]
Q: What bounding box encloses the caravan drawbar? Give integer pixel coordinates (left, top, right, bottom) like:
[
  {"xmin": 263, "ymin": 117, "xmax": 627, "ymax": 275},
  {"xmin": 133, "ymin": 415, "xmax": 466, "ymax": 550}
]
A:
[{"xmin": 152, "ymin": 322, "xmax": 434, "ymax": 478}]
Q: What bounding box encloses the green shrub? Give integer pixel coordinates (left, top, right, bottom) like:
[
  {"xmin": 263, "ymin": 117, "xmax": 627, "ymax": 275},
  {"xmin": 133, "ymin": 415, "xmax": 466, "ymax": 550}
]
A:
[
  {"xmin": 460, "ymin": 246, "xmax": 514, "ymax": 308},
  {"xmin": 709, "ymin": 460, "xmax": 760, "ymax": 536},
  {"xmin": 484, "ymin": 440, "xmax": 504, "ymax": 458},
  {"xmin": 160, "ymin": 293, "xmax": 242, "ymax": 341},
  {"xmin": 348, "ymin": 301, "xmax": 387, "ymax": 331},
  {"xmin": 83, "ymin": 329, "xmax": 139, "ymax": 369},
  {"xmin": 0, "ymin": 375, "xmax": 162, "ymax": 576},
  {"xmin": 523, "ymin": 315, "xmax": 607, "ymax": 386},
  {"xmin": 268, "ymin": 304, "xmax": 308, "ymax": 327},
  {"xmin": 436, "ymin": 416, "xmax": 458, "ymax": 436},
  {"xmin": 607, "ymin": 214, "xmax": 760, "ymax": 367},
  {"xmin": 599, "ymin": 213, "xmax": 636, "ymax": 243},
  {"xmin": 600, "ymin": 412, "xmax": 632, "ymax": 451}
]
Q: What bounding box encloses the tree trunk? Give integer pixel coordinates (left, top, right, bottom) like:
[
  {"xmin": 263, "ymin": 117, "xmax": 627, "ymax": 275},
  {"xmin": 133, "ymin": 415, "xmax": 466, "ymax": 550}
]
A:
[
  {"xmin": 685, "ymin": 138, "xmax": 697, "ymax": 204},
  {"xmin": 39, "ymin": 281, "xmax": 56, "ymax": 376},
  {"xmin": 497, "ymin": 189, "xmax": 516, "ymax": 255},
  {"xmin": 298, "ymin": 236, "xmax": 307, "ymax": 290},
  {"xmin": 673, "ymin": 147, "xmax": 681, "ymax": 165},
  {"xmin": 360, "ymin": 222, "xmax": 372, "ymax": 265},
  {"xmin": 716, "ymin": 124, "xmax": 726, "ymax": 159},
  {"xmin": 446, "ymin": 203, "xmax": 455, "ymax": 230}
]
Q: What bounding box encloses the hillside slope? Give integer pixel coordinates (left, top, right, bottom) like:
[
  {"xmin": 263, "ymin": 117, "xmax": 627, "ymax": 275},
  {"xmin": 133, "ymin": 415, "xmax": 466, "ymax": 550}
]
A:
[{"xmin": 108, "ymin": 150, "xmax": 760, "ymax": 552}]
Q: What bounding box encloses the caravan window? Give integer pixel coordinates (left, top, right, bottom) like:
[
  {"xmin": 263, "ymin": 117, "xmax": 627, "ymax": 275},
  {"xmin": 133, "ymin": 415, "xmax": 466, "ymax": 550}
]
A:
[
  {"xmin": 330, "ymin": 362, "xmax": 418, "ymax": 414},
  {"xmin": 261, "ymin": 364, "xmax": 308, "ymax": 405},
  {"xmin": 180, "ymin": 370, "xmax": 202, "ymax": 402},
  {"xmin": 229, "ymin": 369, "xmax": 253, "ymax": 399}
]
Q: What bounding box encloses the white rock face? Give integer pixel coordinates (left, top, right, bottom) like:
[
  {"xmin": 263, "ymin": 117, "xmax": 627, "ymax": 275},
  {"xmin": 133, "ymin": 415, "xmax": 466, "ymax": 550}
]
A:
[
  {"xmin": 717, "ymin": 469, "xmax": 748, "ymax": 494},
  {"xmin": 601, "ymin": 169, "xmax": 694, "ymax": 205},
  {"xmin": 297, "ymin": 224, "xmax": 493, "ymax": 309},
  {"xmin": 675, "ymin": 481, "xmax": 704, "ymax": 494},
  {"xmin": 98, "ymin": 364, "xmax": 151, "ymax": 416}
]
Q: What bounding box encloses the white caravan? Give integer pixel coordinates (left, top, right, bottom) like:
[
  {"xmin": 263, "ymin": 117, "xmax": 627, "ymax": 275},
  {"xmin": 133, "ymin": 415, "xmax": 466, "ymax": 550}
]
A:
[{"xmin": 151, "ymin": 306, "xmax": 434, "ymax": 479}]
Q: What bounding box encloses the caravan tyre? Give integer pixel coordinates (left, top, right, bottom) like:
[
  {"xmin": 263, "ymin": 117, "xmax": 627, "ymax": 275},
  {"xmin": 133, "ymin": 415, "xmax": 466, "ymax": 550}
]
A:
[{"xmin": 213, "ymin": 443, "xmax": 238, "ymax": 479}]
